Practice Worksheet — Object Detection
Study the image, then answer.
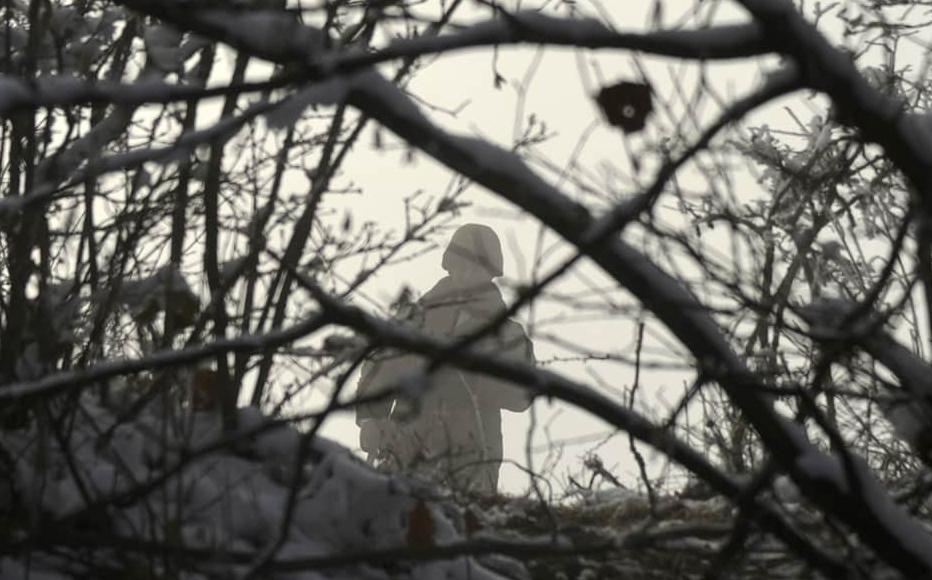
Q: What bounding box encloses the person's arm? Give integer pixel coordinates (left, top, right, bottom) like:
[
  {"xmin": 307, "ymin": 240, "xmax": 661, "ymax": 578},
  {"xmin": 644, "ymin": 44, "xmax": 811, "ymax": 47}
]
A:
[
  {"xmin": 358, "ymin": 418, "xmax": 387, "ymax": 454},
  {"xmin": 354, "ymin": 359, "xmax": 387, "ymax": 459},
  {"xmin": 355, "ymin": 358, "xmax": 394, "ymax": 424},
  {"xmin": 472, "ymin": 320, "xmax": 535, "ymax": 412}
]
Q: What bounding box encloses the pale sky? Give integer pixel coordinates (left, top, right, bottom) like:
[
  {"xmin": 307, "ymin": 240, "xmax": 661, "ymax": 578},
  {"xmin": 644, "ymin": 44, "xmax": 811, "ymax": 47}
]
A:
[{"xmin": 283, "ymin": 0, "xmax": 794, "ymax": 495}]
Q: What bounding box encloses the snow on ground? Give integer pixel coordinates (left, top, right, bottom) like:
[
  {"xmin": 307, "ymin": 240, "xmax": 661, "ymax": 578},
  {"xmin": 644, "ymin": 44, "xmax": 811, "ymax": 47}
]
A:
[
  {"xmin": 3, "ymin": 390, "xmax": 930, "ymax": 579},
  {"xmin": 0, "ymin": 393, "xmax": 512, "ymax": 579}
]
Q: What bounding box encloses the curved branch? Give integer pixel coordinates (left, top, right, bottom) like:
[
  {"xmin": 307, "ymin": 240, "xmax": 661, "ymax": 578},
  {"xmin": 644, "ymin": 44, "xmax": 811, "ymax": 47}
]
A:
[{"xmin": 114, "ymin": 1, "xmax": 770, "ymax": 72}]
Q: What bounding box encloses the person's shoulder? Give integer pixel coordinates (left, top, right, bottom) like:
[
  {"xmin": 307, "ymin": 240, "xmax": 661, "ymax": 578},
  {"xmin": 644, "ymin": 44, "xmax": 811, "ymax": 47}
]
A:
[
  {"xmin": 418, "ymin": 276, "xmax": 455, "ymax": 305},
  {"xmin": 496, "ymin": 319, "xmax": 534, "ymax": 359},
  {"xmin": 500, "ymin": 318, "xmax": 528, "ymax": 336}
]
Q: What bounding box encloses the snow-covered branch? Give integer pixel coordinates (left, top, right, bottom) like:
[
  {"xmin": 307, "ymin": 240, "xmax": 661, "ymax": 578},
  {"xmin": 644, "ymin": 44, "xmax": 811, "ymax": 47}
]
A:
[
  {"xmin": 0, "ymin": 310, "xmax": 330, "ymax": 400},
  {"xmin": 736, "ymin": 0, "xmax": 932, "ymax": 204},
  {"xmin": 115, "ymin": 1, "xmax": 770, "ymax": 77},
  {"xmin": 321, "ymin": 12, "xmax": 769, "ymax": 67},
  {"xmin": 0, "ymin": 75, "xmax": 287, "ymax": 118},
  {"xmin": 0, "ymin": 97, "xmax": 281, "ymax": 218}
]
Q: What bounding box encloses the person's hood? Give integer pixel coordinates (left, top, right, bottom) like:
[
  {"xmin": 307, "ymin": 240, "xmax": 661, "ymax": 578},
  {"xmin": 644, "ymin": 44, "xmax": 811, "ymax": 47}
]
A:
[{"xmin": 441, "ymin": 224, "xmax": 503, "ymax": 279}]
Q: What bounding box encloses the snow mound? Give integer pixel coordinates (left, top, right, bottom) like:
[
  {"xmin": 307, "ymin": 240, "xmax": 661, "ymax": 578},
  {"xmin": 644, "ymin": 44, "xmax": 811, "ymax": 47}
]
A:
[{"xmin": 0, "ymin": 394, "xmax": 512, "ymax": 580}]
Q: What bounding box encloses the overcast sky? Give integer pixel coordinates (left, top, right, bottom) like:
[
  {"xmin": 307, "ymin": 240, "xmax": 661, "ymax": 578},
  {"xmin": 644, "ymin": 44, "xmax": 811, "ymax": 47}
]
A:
[{"xmin": 280, "ymin": 0, "xmax": 839, "ymax": 494}]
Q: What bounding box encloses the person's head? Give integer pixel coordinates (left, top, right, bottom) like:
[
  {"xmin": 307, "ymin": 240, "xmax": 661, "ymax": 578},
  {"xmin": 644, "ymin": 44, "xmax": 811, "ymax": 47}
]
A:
[{"xmin": 441, "ymin": 223, "xmax": 503, "ymax": 282}]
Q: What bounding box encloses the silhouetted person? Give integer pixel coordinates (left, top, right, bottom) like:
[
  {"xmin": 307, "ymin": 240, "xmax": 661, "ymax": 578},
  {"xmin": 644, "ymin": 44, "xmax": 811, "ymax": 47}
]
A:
[{"xmin": 355, "ymin": 224, "xmax": 534, "ymax": 493}]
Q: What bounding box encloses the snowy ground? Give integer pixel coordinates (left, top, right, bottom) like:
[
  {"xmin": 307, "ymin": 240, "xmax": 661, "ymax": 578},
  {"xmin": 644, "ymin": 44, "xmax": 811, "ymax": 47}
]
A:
[
  {"xmin": 0, "ymin": 395, "xmax": 513, "ymax": 579},
  {"xmin": 0, "ymin": 393, "xmax": 924, "ymax": 579}
]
